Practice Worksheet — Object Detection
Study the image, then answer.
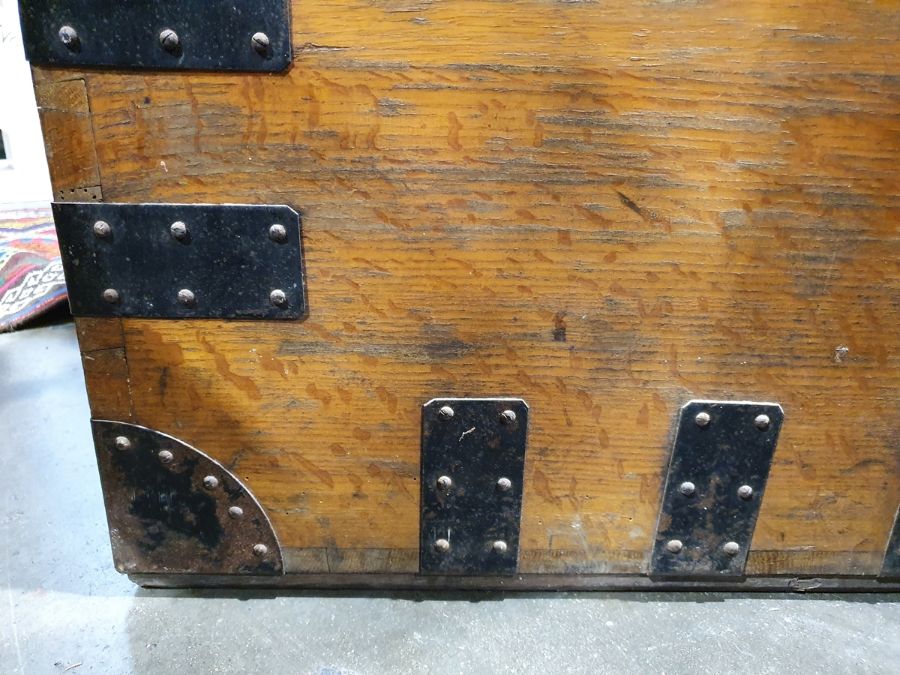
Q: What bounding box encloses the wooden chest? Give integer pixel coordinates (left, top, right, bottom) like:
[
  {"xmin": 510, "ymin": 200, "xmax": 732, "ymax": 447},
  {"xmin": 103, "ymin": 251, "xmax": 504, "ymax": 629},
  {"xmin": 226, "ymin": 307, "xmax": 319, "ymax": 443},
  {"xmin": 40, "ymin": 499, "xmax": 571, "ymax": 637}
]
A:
[{"xmin": 22, "ymin": 0, "xmax": 899, "ymax": 590}]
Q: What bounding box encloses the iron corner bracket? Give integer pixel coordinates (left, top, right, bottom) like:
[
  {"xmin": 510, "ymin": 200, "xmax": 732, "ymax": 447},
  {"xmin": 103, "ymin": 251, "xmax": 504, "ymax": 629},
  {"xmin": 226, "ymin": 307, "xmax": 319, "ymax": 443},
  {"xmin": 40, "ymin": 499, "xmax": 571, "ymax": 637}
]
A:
[{"xmin": 91, "ymin": 420, "xmax": 284, "ymax": 576}]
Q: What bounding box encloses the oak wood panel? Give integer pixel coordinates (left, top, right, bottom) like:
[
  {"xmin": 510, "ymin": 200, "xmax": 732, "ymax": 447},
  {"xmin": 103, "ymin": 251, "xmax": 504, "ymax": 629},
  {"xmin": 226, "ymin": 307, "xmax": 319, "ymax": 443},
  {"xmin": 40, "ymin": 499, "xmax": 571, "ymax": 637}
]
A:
[
  {"xmin": 75, "ymin": 318, "xmax": 134, "ymax": 421},
  {"xmin": 37, "ymin": 0, "xmax": 900, "ymax": 575}
]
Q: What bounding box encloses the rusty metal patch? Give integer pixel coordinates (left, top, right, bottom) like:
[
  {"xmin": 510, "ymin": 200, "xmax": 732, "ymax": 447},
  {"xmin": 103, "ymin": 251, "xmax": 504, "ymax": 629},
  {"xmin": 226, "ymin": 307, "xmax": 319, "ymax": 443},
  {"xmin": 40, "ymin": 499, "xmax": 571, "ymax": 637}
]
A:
[
  {"xmin": 651, "ymin": 400, "xmax": 784, "ymax": 578},
  {"xmin": 91, "ymin": 420, "xmax": 283, "ymax": 575}
]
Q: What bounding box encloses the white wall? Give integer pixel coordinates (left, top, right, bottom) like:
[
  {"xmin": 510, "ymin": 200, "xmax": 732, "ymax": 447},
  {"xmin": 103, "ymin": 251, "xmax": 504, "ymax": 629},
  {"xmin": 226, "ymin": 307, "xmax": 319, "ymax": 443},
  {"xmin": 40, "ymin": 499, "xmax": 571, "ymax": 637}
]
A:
[{"xmin": 0, "ymin": 0, "xmax": 53, "ymax": 206}]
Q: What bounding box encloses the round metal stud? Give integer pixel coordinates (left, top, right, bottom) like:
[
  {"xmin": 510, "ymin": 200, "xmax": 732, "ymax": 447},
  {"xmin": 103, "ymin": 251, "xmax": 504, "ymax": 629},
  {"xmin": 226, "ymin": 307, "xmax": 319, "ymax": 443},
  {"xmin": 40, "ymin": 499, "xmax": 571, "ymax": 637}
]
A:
[
  {"xmin": 158, "ymin": 449, "xmax": 174, "ymax": 464},
  {"xmin": 177, "ymin": 289, "xmax": 196, "ymax": 307},
  {"xmin": 436, "ymin": 475, "xmax": 452, "ymax": 491},
  {"xmin": 102, "ymin": 288, "xmax": 121, "ymax": 305},
  {"xmin": 497, "ymin": 477, "xmax": 512, "ymax": 492},
  {"xmin": 170, "ymin": 221, "xmax": 188, "ymax": 241},
  {"xmin": 159, "ymin": 28, "xmax": 181, "ymax": 54},
  {"xmin": 270, "ymin": 289, "xmax": 288, "ymax": 308},
  {"xmin": 114, "ymin": 436, "xmax": 132, "ymax": 451},
  {"xmin": 694, "ymin": 411, "xmax": 711, "ymax": 427},
  {"xmin": 252, "ymin": 543, "xmax": 268, "ymax": 557},
  {"xmin": 500, "ymin": 409, "xmax": 517, "ymax": 425},
  {"xmin": 438, "ymin": 405, "xmax": 455, "ymax": 420},
  {"xmin": 93, "ymin": 221, "xmax": 111, "ymax": 238},
  {"xmin": 679, "ymin": 481, "xmax": 696, "ymax": 497},
  {"xmin": 228, "ymin": 506, "xmax": 244, "ymax": 519},
  {"xmin": 269, "ymin": 223, "xmax": 287, "ymax": 243},
  {"xmin": 666, "ymin": 539, "xmax": 684, "ymax": 554},
  {"xmin": 251, "ymin": 32, "xmax": 271, "ymax": 56},
  {"xmin": 754, "ymin": 414, "xmax": 771, "ymax": 431},
  {"xmin": 59, "ymin": 25, "xmax": 79, "ymax": 50},
  {"xmin": 723, "ymin": 541, "xmax": 741, "ymax": 557},
  {"xmin": 203, "ymin": 475, "xmax": 219, "ymax": 490},
  {"xmin": 737, "ymin": 485, "xmax": 754, "ymax": 500},
  {"xmin": 434, "ymin": 538, "xmax": 450, "ymax": 553},
  {"xmin": 492, "ymin": 540, "xmax": 508, "ymax": 554}
]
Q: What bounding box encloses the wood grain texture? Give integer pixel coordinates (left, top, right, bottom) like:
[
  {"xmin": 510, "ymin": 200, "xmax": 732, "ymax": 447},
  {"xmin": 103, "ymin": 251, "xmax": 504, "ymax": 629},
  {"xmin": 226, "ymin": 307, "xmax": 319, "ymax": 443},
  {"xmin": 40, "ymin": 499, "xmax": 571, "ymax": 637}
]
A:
[
  {"xmin": 33, "ymin": 76, "xmax": 102, "ymax": 201},
  {"xmin": 35, "ymin": 0, "xmax": 900, "ymax": 575},
  {"xmin": 75, "ymin": 318, "xmax": 134, "ymax": 421}
]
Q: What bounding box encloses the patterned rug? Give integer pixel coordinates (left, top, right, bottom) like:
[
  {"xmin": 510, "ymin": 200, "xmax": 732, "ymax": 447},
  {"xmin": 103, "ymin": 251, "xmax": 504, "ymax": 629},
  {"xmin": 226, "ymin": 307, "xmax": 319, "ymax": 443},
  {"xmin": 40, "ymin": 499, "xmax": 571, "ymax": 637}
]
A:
[{"xmin": 0, "ymin": 208, "xmax": 68, "ymax": 332}]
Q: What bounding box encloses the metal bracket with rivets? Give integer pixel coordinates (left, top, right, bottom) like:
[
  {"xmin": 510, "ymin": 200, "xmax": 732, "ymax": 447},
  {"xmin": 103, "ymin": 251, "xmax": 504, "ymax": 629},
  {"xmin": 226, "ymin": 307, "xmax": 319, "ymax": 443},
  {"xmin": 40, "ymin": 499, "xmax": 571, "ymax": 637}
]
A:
[
  {"xmin": 650, "ymin": 400, "xmax": 785, "ymax": 578},
  {"xmin": 91, "ymin": 420, "xmax": 284, "ymax": 576}
]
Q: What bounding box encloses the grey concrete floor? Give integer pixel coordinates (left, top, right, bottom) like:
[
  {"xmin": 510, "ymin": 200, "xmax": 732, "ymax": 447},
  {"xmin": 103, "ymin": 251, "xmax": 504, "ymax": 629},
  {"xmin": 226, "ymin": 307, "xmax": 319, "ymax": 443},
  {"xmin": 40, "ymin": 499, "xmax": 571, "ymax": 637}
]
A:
[{"xmin": 0, "ymin": 322, "xmax": 898, "ymax": 675}]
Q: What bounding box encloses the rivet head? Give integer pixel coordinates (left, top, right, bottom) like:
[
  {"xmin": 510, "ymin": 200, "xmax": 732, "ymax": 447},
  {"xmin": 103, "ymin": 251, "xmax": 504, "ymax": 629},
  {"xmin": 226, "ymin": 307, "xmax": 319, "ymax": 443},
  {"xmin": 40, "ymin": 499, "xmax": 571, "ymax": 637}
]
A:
[
  {"xmin": 679, "ymin": 481, "xmax": 696, "ymax": 497},
  {"xmin": 114, "ymin": 436, "xmax": 131, "ymax": 451},
  {"xmin": 438, "ymin": 405, "xmax": 455, "ymax": 420},
  {"xmin": 252, "ymin": 543, "xmax": 268, "ymax": 557},
  {"xmin": 270, "ymin": 289, "xmax": 288, "ymax": 308},
  {"xmin": 434, "ymin": 538, "xmax": 450, "ymax": 553},
  {"xmin": 723, "ymin": 541, "xmax": 741, "ymax": 557},
  {"xmin": 158, "ymin": 449, "xmax": 174, "ymax": 464},
  {"xmin": 436, "ymin": 475, "xmax": 452, "ymax": 491},
  {"xmin": 492, "ymin": 540, "xmax": 508, "ymax": 554},
  {"xmin": 497, "ymin": 477, "xmax": 512, "ymax": 492},
  {"xmin": 170, "ymin": 221, "xmax": 188, "ymax": 241},
  {"xmin": 269, "ymin": 223, "xmax": 287, "ymax": 242},
  {"xmin": 500, "ymin": 409, "xmax": 517, "ymax": 425},
  {"xmin": 58, "ymin": 25, "xmax": 79, "ymax": 50},
  {"xmin": 159, "ymin": 28, "xmax": 181, "ymax": 53},
  {"xmin": 93, "ymin": 221, "xmax": 111, "ymax": 238},
  {"xmin": 694, "ymin": 411, "xmax": 711, "ymax": 427},
  {"xmin": 251, "ymin": 31, "xmax": 271, "ymax": 56},
  {"xmin": 102, "ymin": 288, "xmax": 121, "ymax": 304},
  {"xmin": 228, "ymin": 506, "xmax": 244, "ymax": 519},
  {"xmin": 666, "ymin": 539, "xmax": 684, "ymax": 554},
  {"xmin": 754, "ymin": 414, "xmax": 771, "ymax": 431},
  {"xmin": 177, "ymin": 289, "xmax": 196, "ymax": 307},
  {"xmin": 203, "ymin": 475, "xmax": 219, "ymax": 490},
  {"xmin": 737, "ymin": 485, "xmax": 754, "ymax": 500}
]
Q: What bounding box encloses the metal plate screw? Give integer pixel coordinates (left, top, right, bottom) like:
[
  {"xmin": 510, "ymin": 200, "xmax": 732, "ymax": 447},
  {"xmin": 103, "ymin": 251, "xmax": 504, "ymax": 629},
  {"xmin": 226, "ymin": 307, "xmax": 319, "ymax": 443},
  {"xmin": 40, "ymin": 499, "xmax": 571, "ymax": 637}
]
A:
[
  {"xmin": 159, "ymin": 28, "xmax": 180, "ymax": 54},
  {"xmin": 666, "ymin": 539, "xmax": 684, "ymax": 554},
  {"xmin": 252, "ymin": 543, "xmax": 268, "ymax": 557},
  {"xmin": 737, "ymin": 485, "xmax": 754, "ymax": 500},
  {"xmin": 93, "ymin": 221, "xmax": 111, "ymax": 238},
  {"xmin": 694, "ymin": 411, "xmax": 711, "ymax": 427},
  {"xmin": 158, "ymin": 449, "xmax": 174, "ymax": 464},
  {"xmin": 170, "ymin": 221, "xmax": 188, "ymax": 241},
  {"xmin": 251, "ymin": 32, "xmax": 271, "ymax": 56},
  {"xmin": 434, "ymin": 538, "xmax": 450, "ymax": 553},
  {"xmin": 177, "ymin": 289, "xmax": 196, "ymax": 307},
  {"xmin": 497, "ymin": 477, "xmax": 512, "ymax": 492},
  {"xmin": 438, "ymin": 405, "xmax": 455, "ymax": 419},
  {"xmin": 269, "ymin": 223, "xmax": 287, "ymax": 242},
  {"xmin": 754, "ymin": 414, "xmax": 771, "ymax": 430},
  {"xmin": 114, "ymin": 436, "xmax": 131, "ymax": 451},
  {"xmin": 500, "ymin": 409, "xmax": 517, "ymax": 424},
  {"xmin": 270, "ymin": 289, "xmax": 287, "ymax": 307},
  {"xmin": 723, "ymin": 541, "xmax": 741, "ymax": 556},
  {"xmin": 203, "ymin": 475, "xmax": 219, "ymax": 490},
  {"xmin": 102, "ymin": 288, "xmax": 121, "ymax": 304},
  {"xmin": 436, "ymin": 475, "xmax": 452, "ymax": 491},
  {"xmin": 58, "ymin": 25, "xmax": 79, "ymax": 50},
  {"xmin": 228, "ymin": 506, "xmax": 244, "ymax": 519},
  {"xmin": 679, "ymin": 481, "xmax": 696, "ymax": 497},
  {"xmin": 492, "ymin": 540, "xmax": 508, "ymax": 554}
]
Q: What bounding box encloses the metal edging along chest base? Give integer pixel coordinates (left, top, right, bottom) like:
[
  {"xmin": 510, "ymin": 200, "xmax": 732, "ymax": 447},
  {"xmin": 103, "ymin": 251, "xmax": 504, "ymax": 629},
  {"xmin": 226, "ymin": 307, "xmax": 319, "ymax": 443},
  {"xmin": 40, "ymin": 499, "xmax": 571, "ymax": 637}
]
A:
[
  {"xmin": 651, "ymin": 400, "xmax": 784, "ymax": 578},
  {"xmin": 419, "ymin": 398, "xmax": 529, "ymax": 576},
  {"xmin": 53, "ymin": 202, "xmax": 306, "ymax": 320},
  {"xmin": 18, "ymin": 0, "xmax": 292, "ymax": 72}
]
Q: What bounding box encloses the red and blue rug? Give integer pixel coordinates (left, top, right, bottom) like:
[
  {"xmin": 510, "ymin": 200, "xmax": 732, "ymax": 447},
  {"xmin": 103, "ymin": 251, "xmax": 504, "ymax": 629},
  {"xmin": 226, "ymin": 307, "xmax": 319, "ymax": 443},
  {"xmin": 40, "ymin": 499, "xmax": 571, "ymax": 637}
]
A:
[{"xmin": 0, "ymin": 208, "xmax": 67, "ymax": 332}]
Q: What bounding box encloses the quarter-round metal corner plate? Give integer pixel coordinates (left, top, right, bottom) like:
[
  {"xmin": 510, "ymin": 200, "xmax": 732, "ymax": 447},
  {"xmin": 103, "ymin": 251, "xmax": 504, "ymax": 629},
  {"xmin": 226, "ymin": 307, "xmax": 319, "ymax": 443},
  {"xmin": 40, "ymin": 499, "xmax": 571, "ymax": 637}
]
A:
[{"xmin": 91, "ymin": 420, "xmax": 284, "ymax": 576}]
